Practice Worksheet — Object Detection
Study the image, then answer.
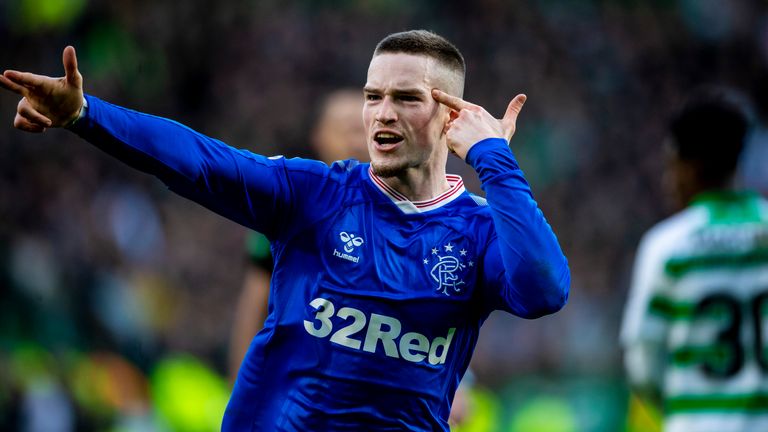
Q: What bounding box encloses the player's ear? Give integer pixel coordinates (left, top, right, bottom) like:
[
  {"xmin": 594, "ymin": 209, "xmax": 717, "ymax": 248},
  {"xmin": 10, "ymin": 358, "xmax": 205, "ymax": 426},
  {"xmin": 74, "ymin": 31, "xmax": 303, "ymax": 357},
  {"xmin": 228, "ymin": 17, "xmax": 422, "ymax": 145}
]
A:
[
  {"xmin": 440, "ymin": 107, "xmax": 455, "ymax": 136},
  {"xmin": 445, "ymin": 108, "xmax": 458, "ymax": 130},
  {"xmin": 438, "ymin": 100, "xmax": 455, "ymax": 124}
]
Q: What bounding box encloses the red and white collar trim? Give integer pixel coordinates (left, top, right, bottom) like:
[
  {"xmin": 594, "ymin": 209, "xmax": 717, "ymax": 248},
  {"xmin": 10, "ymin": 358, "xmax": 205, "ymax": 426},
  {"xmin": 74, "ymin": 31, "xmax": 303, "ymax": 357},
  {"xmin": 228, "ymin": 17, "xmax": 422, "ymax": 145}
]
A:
[{"xmin": 368, "ymin": 167, "xmax": 465, "ymax": 214}]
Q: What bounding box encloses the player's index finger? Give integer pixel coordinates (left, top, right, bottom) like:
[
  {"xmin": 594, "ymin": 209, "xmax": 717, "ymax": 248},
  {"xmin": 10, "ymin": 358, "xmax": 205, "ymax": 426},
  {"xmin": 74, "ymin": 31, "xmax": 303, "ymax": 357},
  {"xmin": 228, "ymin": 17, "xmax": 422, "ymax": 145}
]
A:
[
  {"xmin": 3, "ymin": 70, "xmax": 47, "ymax": 89},
  {"xmin": 432, "ymin": 89, "xmax": 472, "ymax": 111},
  {"xmin": 0, "ymin": 74, "xmax": 27, "ymax": 96}
]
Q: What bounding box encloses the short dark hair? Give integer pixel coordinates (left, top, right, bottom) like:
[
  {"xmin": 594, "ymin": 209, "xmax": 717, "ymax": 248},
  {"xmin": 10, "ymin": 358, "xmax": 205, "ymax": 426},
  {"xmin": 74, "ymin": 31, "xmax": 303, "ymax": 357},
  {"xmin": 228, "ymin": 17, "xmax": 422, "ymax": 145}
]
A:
[
  {"xmin": 374, "ymin": 30, "xmax": 465, "ymax": 78},
  {"xmin": 669, "ymin": 87, "xmax": 751, "ymax": 183}
]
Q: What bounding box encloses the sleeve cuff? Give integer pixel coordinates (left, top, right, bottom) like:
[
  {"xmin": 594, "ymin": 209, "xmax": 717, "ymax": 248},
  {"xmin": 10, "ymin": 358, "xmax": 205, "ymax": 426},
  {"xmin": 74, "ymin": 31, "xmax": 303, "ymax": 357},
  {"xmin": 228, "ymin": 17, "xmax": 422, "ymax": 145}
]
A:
[
  {"xmin": 64, "ymin": 95, "xmax": 89, "ymax": 129},
  {"xmin": 465, "ymin": 138, "xmax": 512, "ymax": 168}
]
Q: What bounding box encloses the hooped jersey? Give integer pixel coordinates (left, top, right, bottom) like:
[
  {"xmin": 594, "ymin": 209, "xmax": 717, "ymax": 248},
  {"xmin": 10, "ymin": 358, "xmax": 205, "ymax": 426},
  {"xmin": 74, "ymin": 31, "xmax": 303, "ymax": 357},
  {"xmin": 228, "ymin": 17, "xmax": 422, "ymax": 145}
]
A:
[
  {"xmin": 621, "ymin": 192, "xmax": 768, "ymax": 432},
  {"xmin": 71, "ymin": 95, "xmax": 570, "ymax": 431}
]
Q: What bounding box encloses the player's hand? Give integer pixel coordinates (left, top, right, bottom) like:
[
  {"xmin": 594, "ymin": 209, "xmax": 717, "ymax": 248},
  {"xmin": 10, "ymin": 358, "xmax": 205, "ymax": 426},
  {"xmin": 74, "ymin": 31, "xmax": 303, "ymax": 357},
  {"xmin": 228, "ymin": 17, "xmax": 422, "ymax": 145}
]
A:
[
  {"xmin": 0, "ymin": 46, "xmax": 84, "ymax": 133},
  {"xmin": 432, "ymin": 89, "xmax": 526, "ymax": 161}
]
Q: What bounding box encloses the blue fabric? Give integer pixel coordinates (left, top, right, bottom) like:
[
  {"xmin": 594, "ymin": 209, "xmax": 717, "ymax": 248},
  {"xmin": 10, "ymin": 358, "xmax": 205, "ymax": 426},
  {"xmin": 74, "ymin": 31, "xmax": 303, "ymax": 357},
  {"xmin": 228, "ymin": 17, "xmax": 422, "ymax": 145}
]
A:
[{"xmin": 71, "ymin": 95, "xmax": 570, "ymax": 431}]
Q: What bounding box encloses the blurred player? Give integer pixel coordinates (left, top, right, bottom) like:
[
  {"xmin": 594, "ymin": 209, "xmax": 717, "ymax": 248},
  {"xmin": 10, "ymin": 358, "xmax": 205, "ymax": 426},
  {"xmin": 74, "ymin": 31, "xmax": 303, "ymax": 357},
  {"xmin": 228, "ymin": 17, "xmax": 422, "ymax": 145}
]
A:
[
  {"xmin": 1, "ymin": 30, "xmax": 569, "ymax": 431},
  {"xmin": 228, "ymin": 89, "xmax": 367, "ymax": 378},
  {"xmin": 621, "ymin": 88, "xmax": 768, "ymax": 431}
]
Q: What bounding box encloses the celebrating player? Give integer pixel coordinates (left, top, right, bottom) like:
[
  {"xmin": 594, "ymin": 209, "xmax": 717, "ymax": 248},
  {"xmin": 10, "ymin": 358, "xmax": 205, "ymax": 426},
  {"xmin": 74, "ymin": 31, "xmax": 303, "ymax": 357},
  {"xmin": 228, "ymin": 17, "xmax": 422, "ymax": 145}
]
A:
[
  {"xmin": 621, "ymin": 88, "xmax": 768, "ymax": 431},
  {"xmin": 1, "ymin": 30, "xmax": 570, "ymax": 431}
]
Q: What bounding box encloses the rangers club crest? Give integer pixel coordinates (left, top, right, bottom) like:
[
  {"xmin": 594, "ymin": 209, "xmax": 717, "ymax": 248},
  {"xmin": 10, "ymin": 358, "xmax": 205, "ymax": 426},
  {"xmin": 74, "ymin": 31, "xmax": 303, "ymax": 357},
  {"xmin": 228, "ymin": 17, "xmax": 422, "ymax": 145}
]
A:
[{"xmin": 424, "ymin": 243, "xmax": 473, "ymax": 296}]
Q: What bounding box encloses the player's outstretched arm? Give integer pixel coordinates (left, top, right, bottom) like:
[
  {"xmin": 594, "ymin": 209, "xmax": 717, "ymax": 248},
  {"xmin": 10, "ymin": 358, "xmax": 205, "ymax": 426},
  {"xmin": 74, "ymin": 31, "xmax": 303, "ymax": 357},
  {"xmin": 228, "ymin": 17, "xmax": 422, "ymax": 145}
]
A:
[
  {"xmin": 433, "ymin": 90, "xmax": 569, "ymax": 318},
  {"xmin": 0, "ymin": 46, "xmax": 84, "ymax": 132},
  {"xmin": 1, "ymin": 47, "xmax": 333, "ymax": 239}
]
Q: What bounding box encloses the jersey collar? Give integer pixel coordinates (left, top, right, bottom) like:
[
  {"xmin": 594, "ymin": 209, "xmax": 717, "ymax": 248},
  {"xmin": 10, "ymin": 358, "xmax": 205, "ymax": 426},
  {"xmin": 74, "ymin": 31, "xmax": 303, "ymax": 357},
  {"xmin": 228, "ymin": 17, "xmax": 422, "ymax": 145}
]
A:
[{"xmin": 368, "ymin": 166, "xmax": 465, "ymax": 214}]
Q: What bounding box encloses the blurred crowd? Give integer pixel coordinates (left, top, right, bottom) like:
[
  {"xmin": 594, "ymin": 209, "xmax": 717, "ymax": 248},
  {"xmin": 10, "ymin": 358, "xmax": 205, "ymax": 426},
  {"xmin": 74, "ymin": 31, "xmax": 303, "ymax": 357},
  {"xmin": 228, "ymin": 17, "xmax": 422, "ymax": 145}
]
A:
[{"xmin": 1, "ymin": 0, "xmax": 767, "ymax": 430}]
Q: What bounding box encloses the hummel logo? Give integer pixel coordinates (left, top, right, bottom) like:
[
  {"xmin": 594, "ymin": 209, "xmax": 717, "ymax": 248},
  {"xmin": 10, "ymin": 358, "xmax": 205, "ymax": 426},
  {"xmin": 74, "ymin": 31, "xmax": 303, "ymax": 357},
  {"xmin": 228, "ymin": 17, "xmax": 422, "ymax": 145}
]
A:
[
  {"xmin": 333, "ymin": 231, "xmax": 364, "ymax": 263},
  {"xmin": 339, "ymin": 232, "xmax": 364, "ymax": 253}
]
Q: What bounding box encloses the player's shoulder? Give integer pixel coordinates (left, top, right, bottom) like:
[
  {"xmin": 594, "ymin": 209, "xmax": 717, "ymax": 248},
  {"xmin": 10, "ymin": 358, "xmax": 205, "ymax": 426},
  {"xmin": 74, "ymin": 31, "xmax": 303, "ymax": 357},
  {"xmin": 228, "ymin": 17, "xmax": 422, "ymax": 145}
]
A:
[
  {"xmin": 436, "ymin": 192, "xmax": 495, "ymax": 235},
  {"xmin": 465, "ymin": 192, "xmax": 489, "ymax": 208},
  {"xmin": 278, "ymin": 156, "xmax": 365, "ymax": 184},
  {"xmin": 459, "ymin": 192, "xmax": 495, "ymax": 219},
  {"xmin": 328, "ymin": 158, "xmax": 365, "ymax": 177},
  {"xmin": 326, "ymin": 159, "xmax": 372, "ymax": 191},
  {"xmin": 270, "ymin": 155, "xmax": 328, "ymax": 175},
  {"xmin": 638, "ymin": 205, "xmax": 709, "ymax": 262}
]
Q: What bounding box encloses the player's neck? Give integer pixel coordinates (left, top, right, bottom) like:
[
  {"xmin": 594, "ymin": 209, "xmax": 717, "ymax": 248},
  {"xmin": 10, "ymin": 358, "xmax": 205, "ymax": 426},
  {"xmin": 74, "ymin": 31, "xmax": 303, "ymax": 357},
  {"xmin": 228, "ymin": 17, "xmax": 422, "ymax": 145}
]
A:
[{"xmin": 380, "ymin": 166, "xmax": 451, "ymax": 202}]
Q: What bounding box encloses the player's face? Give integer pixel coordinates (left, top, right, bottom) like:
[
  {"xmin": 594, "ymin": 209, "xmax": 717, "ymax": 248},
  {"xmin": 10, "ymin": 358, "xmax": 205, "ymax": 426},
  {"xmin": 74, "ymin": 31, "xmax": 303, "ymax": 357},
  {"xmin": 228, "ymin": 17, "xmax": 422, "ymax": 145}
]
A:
[{"xmin": 363, "ymin": 53, "xmax": 450, "ymax": 178}]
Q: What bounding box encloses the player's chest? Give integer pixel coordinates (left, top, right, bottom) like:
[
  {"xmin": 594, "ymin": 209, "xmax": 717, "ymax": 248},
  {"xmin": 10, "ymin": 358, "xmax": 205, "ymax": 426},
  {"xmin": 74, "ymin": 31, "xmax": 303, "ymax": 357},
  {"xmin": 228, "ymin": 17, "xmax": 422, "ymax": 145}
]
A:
[{"xmin": 310, "ymin": 204, "xmax": 484, "ymax": 300}]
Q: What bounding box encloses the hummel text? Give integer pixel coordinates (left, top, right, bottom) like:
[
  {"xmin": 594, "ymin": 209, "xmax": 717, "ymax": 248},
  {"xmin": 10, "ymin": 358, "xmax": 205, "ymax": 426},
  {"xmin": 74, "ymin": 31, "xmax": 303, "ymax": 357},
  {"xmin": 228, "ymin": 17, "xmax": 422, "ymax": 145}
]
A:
[{"xmin": 333, "ymin": 249, "xmax": 360, "ymax": 263}]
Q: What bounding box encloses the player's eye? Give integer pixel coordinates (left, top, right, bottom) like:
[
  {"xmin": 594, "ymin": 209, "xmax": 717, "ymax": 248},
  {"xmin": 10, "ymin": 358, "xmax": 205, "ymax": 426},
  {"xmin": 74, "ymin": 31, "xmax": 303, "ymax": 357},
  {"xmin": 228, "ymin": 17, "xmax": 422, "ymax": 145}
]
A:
[
  {"xmin": 365, "ymin": 94, "xmax": 381, "ymax": 101},
  {"xmin": 400, "ymin": 95, "xmax": 420, "ymax": 102}
]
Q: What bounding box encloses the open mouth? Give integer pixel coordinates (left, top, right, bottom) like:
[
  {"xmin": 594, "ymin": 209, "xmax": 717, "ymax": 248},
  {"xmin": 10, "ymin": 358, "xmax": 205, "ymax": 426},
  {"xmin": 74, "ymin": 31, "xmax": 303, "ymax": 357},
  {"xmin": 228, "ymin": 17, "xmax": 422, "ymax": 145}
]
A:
[{"xmin": 374, "ymin": 132, "xmax": 404, "ymax": 151}]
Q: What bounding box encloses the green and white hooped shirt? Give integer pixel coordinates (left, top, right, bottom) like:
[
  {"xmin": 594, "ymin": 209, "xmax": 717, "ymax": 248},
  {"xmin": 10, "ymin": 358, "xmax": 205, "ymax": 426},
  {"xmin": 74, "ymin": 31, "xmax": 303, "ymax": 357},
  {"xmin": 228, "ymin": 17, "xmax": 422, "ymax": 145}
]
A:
[{"xmin": 622, "ymin": 191, "xmax": 768, "ymax": 432}]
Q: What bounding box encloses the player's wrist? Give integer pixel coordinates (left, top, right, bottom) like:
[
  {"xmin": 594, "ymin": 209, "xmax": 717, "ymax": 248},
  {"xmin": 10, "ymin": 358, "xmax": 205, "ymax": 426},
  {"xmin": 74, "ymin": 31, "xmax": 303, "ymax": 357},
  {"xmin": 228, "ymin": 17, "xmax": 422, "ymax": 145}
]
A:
[{"xmin": 64, "ymin": 96, "xmax": 87, "ymax": 129}]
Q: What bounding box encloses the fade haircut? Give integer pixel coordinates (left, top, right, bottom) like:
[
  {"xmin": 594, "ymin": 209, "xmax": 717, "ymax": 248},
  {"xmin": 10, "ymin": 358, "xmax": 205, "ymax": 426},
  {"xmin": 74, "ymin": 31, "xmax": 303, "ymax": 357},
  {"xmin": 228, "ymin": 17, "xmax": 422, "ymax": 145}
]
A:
[
  {"xmin": 374, "ymin": 30, "xmax": 465, "ymax": 96},
  {"xmin": 669, "ymin": 86, "xmax": 751, "ymax": 185}
]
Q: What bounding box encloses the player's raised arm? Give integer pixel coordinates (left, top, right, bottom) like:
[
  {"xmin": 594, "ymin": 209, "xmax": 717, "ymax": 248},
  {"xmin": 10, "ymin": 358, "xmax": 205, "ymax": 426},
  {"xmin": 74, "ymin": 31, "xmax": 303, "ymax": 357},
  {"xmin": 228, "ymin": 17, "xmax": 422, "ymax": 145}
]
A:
[
  {"xmin": 433, "ymin": 90, "xmax": 570, "ymax": 318},
  {"xmin": 1, "ymin": 47, "xmax": 333, "ymax": 239},
  {"xmin": 0, "ymin": 46, "xmax": 84, "ymax": 131}
]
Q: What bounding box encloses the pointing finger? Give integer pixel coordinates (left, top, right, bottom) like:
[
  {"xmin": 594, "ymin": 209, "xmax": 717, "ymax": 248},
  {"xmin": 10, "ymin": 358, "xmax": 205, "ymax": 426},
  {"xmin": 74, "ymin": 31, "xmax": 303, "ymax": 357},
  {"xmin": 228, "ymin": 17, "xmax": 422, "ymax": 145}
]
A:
[
  {"xmin": 432, "ymin": 89, "xmax": 474, "ymax": 112},
  {"xmin": 18, "ymin": 98, "xmax": 52, "ymax": 127},
  {"xmin": 63, "ymin": 46, "xmax": 81, "ymax": 87},
  {"xmin": 3, "ymin": 70, "xmax": 48, "ymax": 89},
  {"xmin": 0, "ymin": 74, "xmax": 27, "ymax": 96}
]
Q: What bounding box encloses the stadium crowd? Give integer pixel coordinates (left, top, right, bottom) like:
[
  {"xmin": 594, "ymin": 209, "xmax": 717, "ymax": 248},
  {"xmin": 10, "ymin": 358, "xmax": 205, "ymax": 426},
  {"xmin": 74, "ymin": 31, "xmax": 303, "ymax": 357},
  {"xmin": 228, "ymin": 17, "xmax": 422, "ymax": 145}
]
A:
[{"xmin": 1, "ymin": 0, "xmax": 767, "ymax": 430}]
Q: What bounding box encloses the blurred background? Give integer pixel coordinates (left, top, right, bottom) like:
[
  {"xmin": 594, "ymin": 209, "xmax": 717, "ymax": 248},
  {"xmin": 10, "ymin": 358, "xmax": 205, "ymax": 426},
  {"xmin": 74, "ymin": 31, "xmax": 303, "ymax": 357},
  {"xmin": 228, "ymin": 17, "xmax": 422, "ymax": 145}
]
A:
[{"xmin": 1, "ymin": 0, "xmax": 767, "ymax": 430}]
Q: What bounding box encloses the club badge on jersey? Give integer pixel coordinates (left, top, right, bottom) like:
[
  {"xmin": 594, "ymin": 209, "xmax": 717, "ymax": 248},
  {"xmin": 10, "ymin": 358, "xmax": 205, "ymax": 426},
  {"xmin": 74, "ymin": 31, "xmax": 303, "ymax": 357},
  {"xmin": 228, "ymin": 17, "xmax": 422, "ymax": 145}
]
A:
[{"xmin": 425, "ymin": 243, "xmax": 474, "ymax": 296}]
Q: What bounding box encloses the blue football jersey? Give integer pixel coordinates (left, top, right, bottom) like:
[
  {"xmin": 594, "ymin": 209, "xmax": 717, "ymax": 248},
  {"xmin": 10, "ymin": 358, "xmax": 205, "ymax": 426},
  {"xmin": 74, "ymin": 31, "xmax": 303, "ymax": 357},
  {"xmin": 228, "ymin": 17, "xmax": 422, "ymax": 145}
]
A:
[{"xmin": 71, "ymin": 95, "xmax": 570, "ymax": 431}]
